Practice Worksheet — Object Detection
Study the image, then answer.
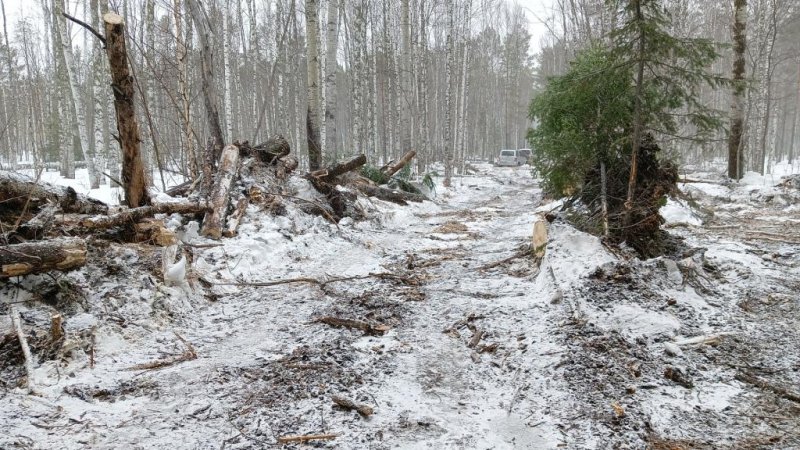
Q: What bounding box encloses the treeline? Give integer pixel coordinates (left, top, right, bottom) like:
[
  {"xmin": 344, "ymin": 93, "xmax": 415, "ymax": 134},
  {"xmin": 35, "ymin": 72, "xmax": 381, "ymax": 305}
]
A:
[
  {"xmin": 534, "ymin": 0, "xmax": 800, "ymax": 174},
  {"xmin": 0, "ymin": 0, "xmax": 535, "ymax": 187}
]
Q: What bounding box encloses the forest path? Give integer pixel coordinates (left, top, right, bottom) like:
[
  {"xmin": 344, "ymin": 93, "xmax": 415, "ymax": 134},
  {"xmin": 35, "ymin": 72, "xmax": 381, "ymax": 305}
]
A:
[
  {"xmin": 1, "ymin": 164, "xmax": 574, "ymax": 450},
  {"xmin": 363, "ymin": 165, "xmax": 568, "ymax": 448}
]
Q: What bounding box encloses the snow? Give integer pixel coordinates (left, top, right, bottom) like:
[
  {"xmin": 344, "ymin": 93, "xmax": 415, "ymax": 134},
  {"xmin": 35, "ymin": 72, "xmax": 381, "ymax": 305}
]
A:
[
  {"xmin": 661, "ymin": 198, "xmax": 703, "ymax": 226},
  {"xmin": 2, "ymin": 162, "xmax": 800, "ymax": 448}
]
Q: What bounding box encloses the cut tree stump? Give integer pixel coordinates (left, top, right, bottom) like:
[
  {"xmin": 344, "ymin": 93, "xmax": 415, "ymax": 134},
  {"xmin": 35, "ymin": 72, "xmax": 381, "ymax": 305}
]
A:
[
  {"xmin": 0, "ymin": 172, "xmax": 108, "ymax": 214},
  {"xmin": 380, "ymin": 150, "xmax": 417, "ymax": 178},
  {"xmin": 1, "ymin": 237, "xmax": 87, "ymax": 278},
  {"xmin": 201, "ymin": 144, "xmax": 241, "ymax": 239}
]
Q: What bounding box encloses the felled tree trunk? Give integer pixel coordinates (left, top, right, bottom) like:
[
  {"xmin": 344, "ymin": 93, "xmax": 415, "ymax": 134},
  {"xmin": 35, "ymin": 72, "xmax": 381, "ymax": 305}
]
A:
[
  {"xmin": 0, "ymin": 237, "xmax": 87, "ymax": 278},
  {"xmin": 201, "ymin": 144, "xmax": 241, "ymax": 239},
  {"xmin": 79, "ymin": 202, "xmax": 207, "ymax": 229},
  {"xmin": 381, "ymin": 150, "xmax": 416, "ymax": 178},
  {"xmin": 0, "ymin": 172, "xmax": 108, "ymax": 214},
  {"xmin": 356, "ymin": 184, "xmax": 427, "ymax": 205},
  {"xmin": 309, "ymin": 154, "xmax": 366, "ymax": 182},
  {"xmin": 104, "ymin": 12, "xmax": 150, "ymax": 208}
]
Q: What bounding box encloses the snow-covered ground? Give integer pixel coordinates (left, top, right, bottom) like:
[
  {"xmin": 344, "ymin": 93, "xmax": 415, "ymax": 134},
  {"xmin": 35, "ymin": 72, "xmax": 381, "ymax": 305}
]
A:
[{"xmin": 1, "ymin": 162, "xmax": 799, "ymax": 449}]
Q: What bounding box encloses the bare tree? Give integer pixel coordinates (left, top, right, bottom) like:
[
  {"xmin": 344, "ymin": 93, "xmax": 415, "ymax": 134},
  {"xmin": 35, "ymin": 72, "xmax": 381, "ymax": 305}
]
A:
[{"xmin": 728, "ymin": 0, "xmax": 746, "ymax": 179}]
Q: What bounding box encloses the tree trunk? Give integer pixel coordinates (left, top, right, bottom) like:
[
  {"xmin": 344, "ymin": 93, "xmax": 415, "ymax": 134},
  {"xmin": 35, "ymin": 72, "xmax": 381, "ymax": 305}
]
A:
[
  {"xmin": 381, "ymin": 150, "xmax": 417, "ymax": 178},
  {"xmin": 305, "ymin": 0, "xmax": 322, "ymax": 170},
  {"xmin": 323, "ymin": 0, "xmax": 339, "ymax": 161},
  {"xmin": 442, "ymin": 0, "xmax": 455, "ymax": 187},
  {"xmin": 625, "ymin": 0, "xmax": 646, "ymax": 220},
  {"xmin": 0, "ymin": 171, "xmax": 109, "ymax": 214},
  {"xmin": 727, "ymin": 0, "xmax": 746, "ymax": 180},
  {"xmin": 201, "ymin": 144, "xmax": 241, "ymax": 239},
  {"xmin": 56, "ymin": 0, "xmax": 100, "ymax": 189},
  {"xmin": 0, "ymin": 237, "xmax": 87, "ymax": 278},
  {"xmin": 223, "ymin": 0, "xmax": 234, "ymax": 141},
  {"xmin": 186, "ymin": 0, "xmax": 225, "ymax": 162},
  {"xmin": 104, "ymin": 12, "xmax": 150, "ymax": 208}
]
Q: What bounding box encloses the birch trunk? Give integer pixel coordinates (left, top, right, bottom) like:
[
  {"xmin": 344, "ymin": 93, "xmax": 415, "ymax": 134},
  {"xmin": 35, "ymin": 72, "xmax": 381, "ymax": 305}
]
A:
[
  {"xmin": 323, "ymin": 0, "xmax": 339, "ymax": 161},
  {"xmin": 305, "ymin": 0, "xmax": 322, "ymax": 170},
  {"xmin": 442, "ymin": 0, "xmax": 455, "ymax": 187},
  {"xmin": 727, "ymin": 0, "xmax": 746, "ymax": 180},
  {"xmin": 55, "ymin": 0, "xmax": 99, "ymax": 188},
  {"xmin": 186, "ymin": 0, "xmax": 225, "ymax": 162},
  {"xmin": 223, "ymin": 1, "xmax": 234, "ymax": 141}
]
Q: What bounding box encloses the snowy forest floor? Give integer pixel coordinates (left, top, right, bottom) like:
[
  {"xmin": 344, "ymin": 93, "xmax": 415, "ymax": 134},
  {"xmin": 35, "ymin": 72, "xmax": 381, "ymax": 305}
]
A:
[{"xmin": 1, "ymin": 163, "xmax": 799, "ymax": 449}]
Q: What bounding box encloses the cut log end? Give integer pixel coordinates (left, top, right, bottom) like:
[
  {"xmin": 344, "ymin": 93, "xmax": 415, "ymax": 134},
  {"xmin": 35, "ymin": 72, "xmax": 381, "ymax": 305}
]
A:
[{"xmin": 103, "ymin": 12, "xmax": 124, "ymax": 25}]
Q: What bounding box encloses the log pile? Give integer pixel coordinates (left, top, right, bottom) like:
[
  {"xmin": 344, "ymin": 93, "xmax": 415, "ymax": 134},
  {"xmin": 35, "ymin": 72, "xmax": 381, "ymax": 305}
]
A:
[{"xmin": 0, "ymin": 136, "xmax": 426, "ymax": 279}]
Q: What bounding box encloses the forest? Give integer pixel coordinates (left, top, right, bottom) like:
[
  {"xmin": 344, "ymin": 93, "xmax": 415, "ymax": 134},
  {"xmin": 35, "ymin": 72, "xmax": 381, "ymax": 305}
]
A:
[{"xmin": 0, "ymin": 0, "xmax": 799, "ymax": 449}]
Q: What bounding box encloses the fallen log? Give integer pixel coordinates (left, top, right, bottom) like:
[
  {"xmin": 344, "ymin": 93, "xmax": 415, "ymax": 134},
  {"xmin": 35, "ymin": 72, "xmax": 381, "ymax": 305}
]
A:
[
  {"xmin": 16, "ymin": 205, "xmax": 58, "ymax": 239},
  {"xmin": 276, "ymin": 434, "xmax": 338, "ymax": 444},
  {"xmin": 309, "ymin": 177, "xmax": 347, "ymax": 220},
  {"xmin": 356, "ymin": 184, "xmax": 427, "ymax": 205},
  {"xmin": 380, "ymin": 150, "xmax": 416, "ymax": 178},
  {"xmin": 309, "ymin": 154, "xmax": 367, "ymax": 182},
  {"xmin": 201, "ymin": 144, "xmax": 241, "ymax": 239},
  {"xmin": 1, "ymin": 237, "xmax": 87, "ymax": 278},
  {"xmin": 223, "ymin": 197, "xmax": 249, "ymax": 237},
  {"xmin": 0, "ymin": 171, "xmax": 108, "ymax": 214},
  {"xmin": 79, "ymin": 202, "xmax": 206, "ymax": 229}
]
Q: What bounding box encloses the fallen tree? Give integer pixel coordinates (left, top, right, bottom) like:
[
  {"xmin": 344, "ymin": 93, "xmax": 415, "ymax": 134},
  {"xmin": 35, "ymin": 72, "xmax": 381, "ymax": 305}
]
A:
[
  {"xmin": 201, "ymin": 144, "xmax": 241, "ymax": 239},
  {"xmin": 0, "ymin": 171, "xmax": 108, "ymax": 215},
  {"xmin": 0, "ymin": 237, "xmax": 87, "ymax": 278}
]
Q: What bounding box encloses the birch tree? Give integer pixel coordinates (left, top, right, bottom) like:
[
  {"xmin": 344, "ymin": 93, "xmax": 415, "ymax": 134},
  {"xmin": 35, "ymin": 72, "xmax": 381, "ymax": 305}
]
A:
[
  {"xmin": 55, "ymin": 0, "xmax": 99, "ymax": 187},
  {"xmin": 728, "ymin": 0, "xmax": 746, "ymax": 179},
  {"xmin": 323, "ymin": 0, "xmax": 338, "ymax": 161},
  {"xmin": 306, "ymin": 0, "xmax": 322, "ymax": 169}
]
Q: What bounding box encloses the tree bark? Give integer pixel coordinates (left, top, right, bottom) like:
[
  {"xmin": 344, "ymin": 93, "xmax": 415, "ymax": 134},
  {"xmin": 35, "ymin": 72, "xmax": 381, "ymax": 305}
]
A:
[
  {"xmin": 356, "ymin": 184, "xmax": 427, "ymax": 205},
  {"xmin": 309, "ymin": 154, "xmax": 367, "ymax": 182},
  {"xmin": 0, "ymin": 171, "xmax": 108, "ymax": 214},
  {"xmin": 624, "ymin": 0, "xmax": 646, "ymax": 222},
  {"xmin": 55, "ymin": 3, "xmax": 99, "ymax": 189},
  {"xmin": 79, "ymin": 202, "xmax": 207, "ymax": 229},
  {"xmin": 104, "ymin": 12, "xmax": 150, "ymax": 208},
  {"xmin": 381, "ymin": 150, "xmax": 417, "ymax": 178},
  {"xmin": 186, "ymin": 0, "xmax": 225, "ymax": 162},
  {"xmin": 0, "ymin": 237, "xmax": 87, "ymax": 278},
  {"xmin": 201, "ymin": 144, "xmax": 241, "ymax": 239},
  {"xmin": 323, "ymin": 0, "xmax": 339, "ymax": 161},
  {"xmin": 727, "ymin": 0, "xmax": 747, "ymax": 180},
  {"xmin": 306, "ymin": 0, "xmax": 322, "ymax": 170}
]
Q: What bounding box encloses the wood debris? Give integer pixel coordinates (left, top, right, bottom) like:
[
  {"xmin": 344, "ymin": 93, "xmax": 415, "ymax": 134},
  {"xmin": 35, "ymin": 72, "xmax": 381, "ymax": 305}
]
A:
[{"xmin": 331, "ymin": 394, "xmax": 374, "ymax": 417}]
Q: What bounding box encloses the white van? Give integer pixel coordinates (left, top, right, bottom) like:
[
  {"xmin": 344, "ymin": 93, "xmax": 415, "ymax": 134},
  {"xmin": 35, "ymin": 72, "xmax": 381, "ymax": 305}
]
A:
[{"xmin": 495, "ymin": 149, "xmax": 519, "ymax": 167}]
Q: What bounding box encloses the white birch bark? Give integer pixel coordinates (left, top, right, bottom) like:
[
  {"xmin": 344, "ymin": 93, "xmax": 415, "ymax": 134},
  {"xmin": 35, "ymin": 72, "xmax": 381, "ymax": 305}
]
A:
[
  {"xmin": 323, "ymin": 0, "xmax": 339, "ymax": 160},
  {"xmin": 223, "ymin": 0, "xmax": 234, "ymax": 141},
  {"xmin": 55, "ymin": 0, "xmax": 98, "ymax": 187},
  {"xmin": 443, "ymin": 0, "xmax": 455, "ymax": 186},
  {"xmin": 305, "ymin": 0, "xmax": 322, "ymax": 169}
]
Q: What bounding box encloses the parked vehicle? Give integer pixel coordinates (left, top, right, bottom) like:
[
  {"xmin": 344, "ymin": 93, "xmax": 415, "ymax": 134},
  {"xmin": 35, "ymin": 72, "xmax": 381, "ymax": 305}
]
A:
[
  {"xmin": 495, "ymin": 149, "xmax": 519, "ymax": 167},
  {"xmin": 516, "ymin": 148, "xmax": 532, "ymax": 165}
]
